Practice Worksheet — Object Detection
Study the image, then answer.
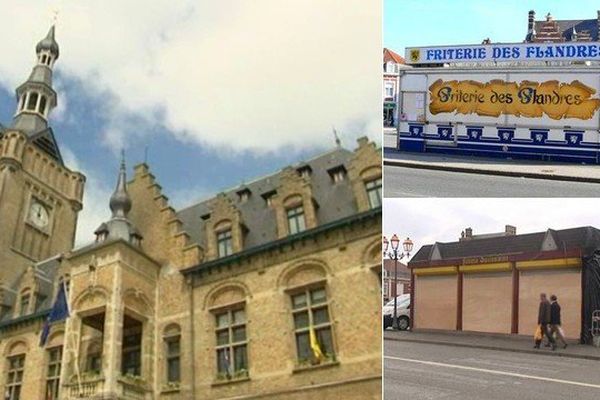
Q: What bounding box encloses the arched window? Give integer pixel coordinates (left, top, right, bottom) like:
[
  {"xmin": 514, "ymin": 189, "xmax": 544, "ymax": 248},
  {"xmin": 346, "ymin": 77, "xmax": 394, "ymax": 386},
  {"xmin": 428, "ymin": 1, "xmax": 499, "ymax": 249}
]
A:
[
  {"xmin": 39, "ymin": 96, "xmax": 47, "ymax": 116},
  {"xmin": 41, "ymin": 54, "xmax": 47, "ymax": 64},
  {"xmin": 163, "ymin": 325, "xmax": 181, "ymax": 383},
  {"xmin": 27, "ymin": 92, "xmax": 38, "ymax": 111}
]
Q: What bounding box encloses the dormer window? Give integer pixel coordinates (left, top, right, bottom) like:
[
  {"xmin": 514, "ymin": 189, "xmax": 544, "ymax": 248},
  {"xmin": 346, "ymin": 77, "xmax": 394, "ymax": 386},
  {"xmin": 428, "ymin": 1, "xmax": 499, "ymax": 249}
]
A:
[
  {"xmin": 19, "ymin": 291, "xmax": 30, "ymax": 316},
  {"xmin": 287, "ymin": 205, "xmax": 306, "ymax": 235},
  {"xmin": 217, "ymin": 229, "xmax": 233, "ymax": 257},
  {"xmin": 328, "ymin": 165, "xmax": 347, "ymax": 183},
  {"xmin": 297, "ymin": 165, "xmax": 312, "ymax": 179},
  {"xmin": 261, "ymin": 190, "xmax": 276, "ymax": 207},
  {"xmin": 237, "ymin": 188, "xmax": 251, "ymax": 203}
]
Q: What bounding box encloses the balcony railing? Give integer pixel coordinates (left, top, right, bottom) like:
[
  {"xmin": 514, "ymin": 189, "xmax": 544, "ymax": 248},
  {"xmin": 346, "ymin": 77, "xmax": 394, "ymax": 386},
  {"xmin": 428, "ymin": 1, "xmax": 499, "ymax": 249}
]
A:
[{"xmin": 65, "ymin": 376, "xmax": 104, "ymax": 398}]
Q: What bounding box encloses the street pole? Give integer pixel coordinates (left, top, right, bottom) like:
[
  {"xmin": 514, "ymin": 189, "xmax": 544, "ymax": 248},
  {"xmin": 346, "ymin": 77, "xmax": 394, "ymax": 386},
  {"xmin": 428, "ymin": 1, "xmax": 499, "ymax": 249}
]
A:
[{"xmin": 393, "ymin": 250, "xmax": 398, "ymax": 330}]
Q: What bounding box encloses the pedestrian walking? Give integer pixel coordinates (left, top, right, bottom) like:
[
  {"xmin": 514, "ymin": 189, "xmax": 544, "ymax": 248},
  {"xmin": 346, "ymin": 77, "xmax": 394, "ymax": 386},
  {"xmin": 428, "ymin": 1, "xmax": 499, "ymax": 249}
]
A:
[
  {"xmin": 550, "ymin": 294, "xmax": 568, "ymax": 349},
  {"xmin": 534, "ymin": 293, "xmax": 556, "ymax": 350}
]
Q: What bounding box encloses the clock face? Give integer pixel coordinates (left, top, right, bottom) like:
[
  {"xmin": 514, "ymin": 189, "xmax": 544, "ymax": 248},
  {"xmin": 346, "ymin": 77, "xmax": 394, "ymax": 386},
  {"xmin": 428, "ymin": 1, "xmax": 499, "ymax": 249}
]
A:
[{"xmin": 29, "ymin": 201, "xmax": 49, "ymax": 228}]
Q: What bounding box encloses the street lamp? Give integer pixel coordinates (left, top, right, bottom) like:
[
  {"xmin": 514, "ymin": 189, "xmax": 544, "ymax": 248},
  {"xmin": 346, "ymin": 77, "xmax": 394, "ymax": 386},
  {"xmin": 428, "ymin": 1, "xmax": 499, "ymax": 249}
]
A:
[{"xmin": 383, "ymin": 234, "xmax": 413, "ymax": 330}]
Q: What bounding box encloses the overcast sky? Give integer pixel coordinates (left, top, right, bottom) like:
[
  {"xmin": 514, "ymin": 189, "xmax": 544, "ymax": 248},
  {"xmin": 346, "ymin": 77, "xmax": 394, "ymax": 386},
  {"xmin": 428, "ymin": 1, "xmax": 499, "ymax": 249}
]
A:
[
  {"xmin": 0, "ymin": 1, "xmax": 381, "ymax": 245},
  {"xmin": 384, "ymin": 198, "xmax": 600, "ymax": 262}
]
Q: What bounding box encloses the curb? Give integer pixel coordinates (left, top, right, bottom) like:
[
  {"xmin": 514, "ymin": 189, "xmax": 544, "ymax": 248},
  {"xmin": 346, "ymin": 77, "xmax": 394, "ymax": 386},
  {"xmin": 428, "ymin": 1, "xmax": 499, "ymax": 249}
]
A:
[
  {"xmin": 383, "ymin": 158, "xmax": 600, "ymax": 184},
  {"xmin": 384, "ymin": 335, "xmax": 600, "ymax": 362}
]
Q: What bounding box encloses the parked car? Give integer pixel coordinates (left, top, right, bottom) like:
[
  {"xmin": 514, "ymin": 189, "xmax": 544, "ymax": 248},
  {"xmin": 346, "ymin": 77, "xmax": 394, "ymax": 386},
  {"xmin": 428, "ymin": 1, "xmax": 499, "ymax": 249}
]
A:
[{"xmin": 383, "ymin": 294, "xmax": 410, "ymax": 330}]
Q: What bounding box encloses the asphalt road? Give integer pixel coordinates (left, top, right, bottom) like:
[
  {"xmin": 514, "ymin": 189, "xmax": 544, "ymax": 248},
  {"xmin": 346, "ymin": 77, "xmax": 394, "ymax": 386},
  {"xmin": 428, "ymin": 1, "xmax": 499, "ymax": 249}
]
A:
[
  {"xmin": 384, "ymin": 340, "xmax": 600, "ymax": 400},
  {"xmin": 384, "ymin": 165, "xmax": 600, "ymax": 197}
]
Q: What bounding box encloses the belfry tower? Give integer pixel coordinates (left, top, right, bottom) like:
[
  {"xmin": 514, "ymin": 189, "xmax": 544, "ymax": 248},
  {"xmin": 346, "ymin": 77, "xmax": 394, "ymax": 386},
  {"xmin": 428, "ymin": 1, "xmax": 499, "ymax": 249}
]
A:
[{"xmin": 0, "ymin": 25, "xmax": 85, "ymax": 285}]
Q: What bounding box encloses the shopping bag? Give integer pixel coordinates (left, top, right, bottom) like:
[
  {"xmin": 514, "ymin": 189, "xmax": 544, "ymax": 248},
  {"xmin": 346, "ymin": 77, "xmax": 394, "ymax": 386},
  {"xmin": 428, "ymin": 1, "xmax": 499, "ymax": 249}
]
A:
[
  {"xmin": 534, "ymin": 324, "xmax": 542, "ymax": 341},
  {"xmin": 558, "ymin": 326, "xmax": 565, "ymax": 338}
]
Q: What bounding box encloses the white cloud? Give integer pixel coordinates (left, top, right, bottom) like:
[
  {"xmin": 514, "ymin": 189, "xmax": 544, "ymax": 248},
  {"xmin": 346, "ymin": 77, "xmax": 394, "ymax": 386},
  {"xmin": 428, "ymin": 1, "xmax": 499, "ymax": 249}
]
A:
[
  {"xmin": 60, "ymin": 146, "xmax": 112, "ymax": 245},
  {"xmin": 384, "ymin": 198, "xmax": 600, "ymax": 262},
  {"xmin": 0, "ymin": 0, "xmax": 381, "ymax": 154}
]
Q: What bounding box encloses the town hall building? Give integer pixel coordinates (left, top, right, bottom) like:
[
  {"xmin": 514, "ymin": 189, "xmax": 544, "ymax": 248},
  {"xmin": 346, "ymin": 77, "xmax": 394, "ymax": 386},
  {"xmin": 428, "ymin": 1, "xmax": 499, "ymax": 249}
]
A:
[{"xmin": 0, "ymin": 26, "xmax": 382, "ymax": 400}]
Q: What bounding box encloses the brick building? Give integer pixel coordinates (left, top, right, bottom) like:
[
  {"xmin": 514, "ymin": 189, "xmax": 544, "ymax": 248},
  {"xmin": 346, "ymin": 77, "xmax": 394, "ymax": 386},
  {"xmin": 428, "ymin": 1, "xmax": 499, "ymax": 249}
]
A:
[
  {"xmin": 0, "ymin": 26, "xmax": 382, "ymax": 400},
  {"xmin": 383, "ymin": 48, "xmax": 407, "ymax": 128},
  {"xmin": 525, "ymin": 10, "xmax": 600, "ymax": 42}
]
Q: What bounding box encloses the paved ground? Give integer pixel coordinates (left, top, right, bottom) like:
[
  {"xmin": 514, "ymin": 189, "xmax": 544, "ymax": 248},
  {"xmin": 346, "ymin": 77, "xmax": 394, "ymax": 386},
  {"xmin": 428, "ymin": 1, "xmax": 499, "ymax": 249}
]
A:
[
  {"xmin": 384, "ymin": 165, "xmax": 600, "ymax": 197},
  {"xmin": 385, "ymin": 340, "xmax": 600, "ymax": 400},
  {"xmin": 384, "ymin": 330, "xmax": 600, "ymax": 360}
]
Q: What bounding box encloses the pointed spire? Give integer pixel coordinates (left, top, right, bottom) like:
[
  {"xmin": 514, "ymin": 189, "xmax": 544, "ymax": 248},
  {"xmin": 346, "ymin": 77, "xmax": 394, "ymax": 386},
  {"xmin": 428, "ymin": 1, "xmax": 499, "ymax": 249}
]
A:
[
  {"xmin": 109, "ymin": 150, "xmax": 132, "ymax": 219},
  {"xmin": 332, "ymin": 126, "xmax": 341, "ymax": 147},
  {"xmin": 36, "ymin": 25, "xmax": 59, "ymax": 60}
]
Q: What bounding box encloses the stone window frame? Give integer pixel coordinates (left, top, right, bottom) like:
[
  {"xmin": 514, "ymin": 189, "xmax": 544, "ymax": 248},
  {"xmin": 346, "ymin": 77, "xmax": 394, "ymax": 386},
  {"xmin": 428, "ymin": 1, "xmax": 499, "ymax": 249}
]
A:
[
  {"xmin": 45, "ymin": 346, "xmax": 62, "ymax": 400},
  {"xmin": 210, "ymin": 301, "xmax": 249, "ymax": 382},
  {"xmin": 365, "ymin": 177, "xmax": 382, "ymax": 209},
  {"xmin": 163, "ymin": 324, "xmax": 182, "ymax": 384},
  {"xmin": 18, "ymin": 289, "xmax": 31, "ymax": 317},
  {"xmin": 285, "ymin": 280, "xmax": 337, "ymax": 369},
  {"xmin": 5, "ymin": 354, "xmax": 25, "ymax": 400},
  {"xmin": 216, "ymin": 228, "xmax": 233, "ymax": 258}
]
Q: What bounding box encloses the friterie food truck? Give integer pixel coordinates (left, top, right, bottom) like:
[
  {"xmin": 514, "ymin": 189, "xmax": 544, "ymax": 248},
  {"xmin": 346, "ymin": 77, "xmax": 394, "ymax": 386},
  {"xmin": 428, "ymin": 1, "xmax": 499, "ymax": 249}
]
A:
[{"xmin": 398, "ymin": 42, "xmax": 600, "ymax": 163}]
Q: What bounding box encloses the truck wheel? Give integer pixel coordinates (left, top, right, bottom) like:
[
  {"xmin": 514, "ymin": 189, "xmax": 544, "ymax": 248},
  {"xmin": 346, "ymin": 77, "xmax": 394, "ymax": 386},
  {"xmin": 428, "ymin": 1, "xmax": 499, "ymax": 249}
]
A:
[{"xmin": 398, "ymin": 316, "xmax": 409, "ymax": 331}]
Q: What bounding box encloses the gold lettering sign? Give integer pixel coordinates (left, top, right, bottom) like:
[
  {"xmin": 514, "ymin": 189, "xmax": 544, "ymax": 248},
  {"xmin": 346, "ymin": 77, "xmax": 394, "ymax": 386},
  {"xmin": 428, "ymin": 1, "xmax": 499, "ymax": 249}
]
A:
[
  {"xmin": 463, "ymin": 255, "xmax": 509, "ymax": 265},
  {"xmin": 429, "ymin": 79, "xmax": 600, "ymax": 120}
]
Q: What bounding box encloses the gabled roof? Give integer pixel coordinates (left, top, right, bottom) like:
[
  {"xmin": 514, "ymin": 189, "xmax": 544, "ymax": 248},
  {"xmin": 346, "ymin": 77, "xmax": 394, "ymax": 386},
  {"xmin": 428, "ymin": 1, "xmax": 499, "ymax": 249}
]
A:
[
  {"xmin": 177, "ymin": 147, "xmax": 358, "ymax": 251},
  {"xmin": 410, "ymin": 226, "xmax": 600, "ymax": 265},
  {"xmin": 384, "ymin": 48, "xmax": 405, "ymax": 64},
  {"xmin": 533, "ymin": 18, "xmax": 599, "ymax": 41}
]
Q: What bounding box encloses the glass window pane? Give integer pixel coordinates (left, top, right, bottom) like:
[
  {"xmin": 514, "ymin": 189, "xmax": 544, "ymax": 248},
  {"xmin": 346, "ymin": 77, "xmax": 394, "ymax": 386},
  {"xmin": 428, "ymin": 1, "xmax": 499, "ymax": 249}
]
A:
[
  {"xmin": 167, "ymin": 339, "xmax": 180, "ymax": 355},
  {"xmin": 216, "ymin": 313, "xmax": 229, "ymax": 328},
  {"xmin": 232, "ymin": 326, "xmax": 246, "ymax": 343},
  {"xmin": 167, "ymin": 358, "xmax": 180, "ymax": 382},
  {"xmin": 310, "ymin": 288, "xmax": 327, "ymax": 304},
  {"xmin": 217, "ymin": 348, "xmax": 230, "ymax": 374},
  {"xmin": 232, "ymin": 309, "xmax": 245, "ymax": 324},
  {"xmin": 216, "ymin": 329, "xmax": 230, "ymax": 346},
  {"xmin": 292, "ymin": 293, "xmax": 307, "ymax": 309},
  {"xmin": 233, "ymin": 345, "xmax": 248, "ymax": 371},
  {"xmin": 317, "ymin": 328, "xmax": 334, "ymax": 356},
  {"xmin": 313, "ymin": 307, "xmax": 329, "ymax": 325},
  {"xmin": 296, "ymin": 332, "xmax": 311, "ymax": 362},
  {"xmin": 293, "ymin": 311, "xmax": 309, "ymax": 329}
]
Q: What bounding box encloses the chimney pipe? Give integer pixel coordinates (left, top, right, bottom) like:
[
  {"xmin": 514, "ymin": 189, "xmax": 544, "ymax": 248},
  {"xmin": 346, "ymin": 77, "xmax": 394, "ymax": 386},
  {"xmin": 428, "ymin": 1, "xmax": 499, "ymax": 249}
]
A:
[
  {"xmin": 505, "ymin": 225, "xmax": 517, "ymax": 235},
  {"xmin": 528, "ymin": 10, "xmax": 535, "ymax": 33}
]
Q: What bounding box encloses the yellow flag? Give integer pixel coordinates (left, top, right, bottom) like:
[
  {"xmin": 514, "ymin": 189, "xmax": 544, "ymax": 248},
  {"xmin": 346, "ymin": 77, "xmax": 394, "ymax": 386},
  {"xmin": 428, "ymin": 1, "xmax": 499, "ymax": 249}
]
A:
[{"xmin": 309, "ymin": 326, "xmax": 325, "ymax": 362}]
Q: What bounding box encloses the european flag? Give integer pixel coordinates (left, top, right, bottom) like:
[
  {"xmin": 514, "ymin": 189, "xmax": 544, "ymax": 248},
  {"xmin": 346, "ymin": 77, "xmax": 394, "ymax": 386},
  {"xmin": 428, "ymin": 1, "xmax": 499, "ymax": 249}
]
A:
[{"xmin": 39, "ymin": 282, "xmax": 70, "ymax": 347}]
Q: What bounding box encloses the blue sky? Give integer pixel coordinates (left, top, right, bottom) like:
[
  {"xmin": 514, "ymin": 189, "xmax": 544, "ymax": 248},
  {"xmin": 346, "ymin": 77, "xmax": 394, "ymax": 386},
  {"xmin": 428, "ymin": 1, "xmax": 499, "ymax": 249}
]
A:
[
  {"xmin": 0, "ymin": 1, "xmax": 380, "ymax": 244},
  {"xmin": 385, "ymin": 0, "xmax": 600, "ymax": 54}
]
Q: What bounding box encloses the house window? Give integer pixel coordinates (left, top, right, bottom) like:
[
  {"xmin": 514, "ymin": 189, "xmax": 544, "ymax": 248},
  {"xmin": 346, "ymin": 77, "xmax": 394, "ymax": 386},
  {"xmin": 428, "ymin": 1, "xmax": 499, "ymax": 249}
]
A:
[
  {"xmin": 365, "ymin": 178, "xmax": 382, "ymax": 209},
  {"xmin": 215, "ymin": 307, "xmax": 248, "ymax": 379},
  {"xmin": 297, "ymin": 165, "xmax": 312, "ymax": 179},
  {"xmin": 287, "ymin": 206, "xmax": 306, "ymax": 234},
  {"xmin": 121, "ymin": 316, "xmax": 142, "ymax": 376},
  {"xmin": 165, "ymin": 333, "xmax": 181, "ymax": 383},
  {"xmin": 291, "ymin": 287, "xmax": 335, "ymax": 365},
  {"xmin": 5, "ymin": 355, "xmax": 25, "ymax": 400},
  {"xmin": 217, "ymin": 230, "xmax": 233, "ymax": 257},
  {"xmin": 328, "ymin": 166, "xmax": 347, "ymax": 183},
  {"xmin": 19, "ymin": 293, "xmax": 30, "ymax": 316},
  {"xmin": 261, "ymin": 190, "xmax": 276, "ymax": 207},
  {"xmin": 45, "ymin": 347, "xmax": 62, "ymax": 400},
  {"xmin": 237, "ymin": 189, "xmax": 251, "ymax": 203},
  {"xmin": 385, "ymin": 83, "xmax": 394, "ymax": 98},
  {"xmin": 86, "ymin": 345, "xmax": 102, "ymax": 373}
]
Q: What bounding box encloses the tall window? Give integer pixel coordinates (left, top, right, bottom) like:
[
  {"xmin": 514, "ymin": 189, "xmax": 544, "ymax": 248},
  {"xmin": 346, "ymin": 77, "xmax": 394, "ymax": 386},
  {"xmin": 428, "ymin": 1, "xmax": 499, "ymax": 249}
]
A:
[
  {"xmin": 365, "ymin": 178, "xmax": 382, "ymax": 209},
  {"xmin": 26, "ymin": 93, "xmax": 38, "ymax": 111},
  {"xmin": 121, "ymin": 316, "xmax": 142, "ymax": 376},
  {"xmin": 19, "ymin": 293, "xmax": 30, "ymax": 316},
  {"xmin": 287, "ymin": 206, "xmax": 306, "ymax": 235},
  {"xmin": 164, "ymin": 330, "xmax": 181, "ymax": 383},
  {"xmin": 217, "ymin": 230, "xmax": 233, "ymax": 257},
  {"xmin": 215, "ymin": 307, "xmax": 248, "ymax": 379},
  {"xmin": 5, "ymin": 355, "xmax": 25, "ymax": 400},
  {"xmin": 291, "ymin": 287, "xmax": 335, "ymax": 365},
  {"xmin": 86, "ymin": 343, "xmax": 102, "ymax": 373},
  {"xmin": 385, "ymin": 83, "xmax": 394, "ymax": 98},
  {"xmin": 45, "ymin": 347, "xmax": 62, "ymax": 400}
]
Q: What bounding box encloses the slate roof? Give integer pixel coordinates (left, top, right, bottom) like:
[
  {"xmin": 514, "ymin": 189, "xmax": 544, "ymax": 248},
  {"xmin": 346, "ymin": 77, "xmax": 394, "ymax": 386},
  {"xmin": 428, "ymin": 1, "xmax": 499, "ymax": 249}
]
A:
[
  {"xmin": 532, "ymin": 19, "xmax": 599, "ymax": 41},
  {"xmin": 177, "ymin": 147, "xmax": 358, "ymax": 250},
  {"xmin": 410, "ymin": 226, "xmax": 600, "ymax": 264},
  {"xmin": 0, "ymin": 255, "xmax": 61, "ymax": 323}
]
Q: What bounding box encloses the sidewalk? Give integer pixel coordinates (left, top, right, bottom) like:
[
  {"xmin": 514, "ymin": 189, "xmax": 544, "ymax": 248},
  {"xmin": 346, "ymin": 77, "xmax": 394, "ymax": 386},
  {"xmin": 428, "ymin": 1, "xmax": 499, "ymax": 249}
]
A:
[
  {"xmin": 383, "ymin": 148, "xmax": 600, "ymax": 183},
  {"xmin": 384, "ymin": 329, "xmax": 600, "ymax": 361}
]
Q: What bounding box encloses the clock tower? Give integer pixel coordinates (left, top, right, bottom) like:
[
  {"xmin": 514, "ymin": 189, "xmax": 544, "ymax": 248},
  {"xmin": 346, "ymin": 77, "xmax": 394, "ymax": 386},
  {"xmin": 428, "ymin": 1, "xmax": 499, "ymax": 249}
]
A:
[{"xmin": 0, "ymin": 25, "xmax": 85, "ymax": 285}]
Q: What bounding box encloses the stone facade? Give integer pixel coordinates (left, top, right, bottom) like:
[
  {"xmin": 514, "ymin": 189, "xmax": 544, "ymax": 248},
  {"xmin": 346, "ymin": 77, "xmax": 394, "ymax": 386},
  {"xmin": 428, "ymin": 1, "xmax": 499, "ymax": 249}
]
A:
[{"xmin": 0, "ymin": 25, "xmax": 382, "ymax": 400}]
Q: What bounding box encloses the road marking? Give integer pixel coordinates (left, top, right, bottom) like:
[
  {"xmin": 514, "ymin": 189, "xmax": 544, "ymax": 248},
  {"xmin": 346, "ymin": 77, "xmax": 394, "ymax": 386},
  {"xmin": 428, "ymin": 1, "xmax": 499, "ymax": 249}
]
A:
[{"xmin": 385, "ymin": 356, "xmax": 600, "ymax": 390}]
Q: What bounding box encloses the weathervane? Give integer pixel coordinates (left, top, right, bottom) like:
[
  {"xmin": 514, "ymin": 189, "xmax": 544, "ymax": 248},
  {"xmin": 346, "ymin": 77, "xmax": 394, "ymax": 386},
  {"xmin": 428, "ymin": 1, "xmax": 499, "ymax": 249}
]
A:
[{"xmin": 51, "ymin": 8, "xmax": 59, "ymax": 25}]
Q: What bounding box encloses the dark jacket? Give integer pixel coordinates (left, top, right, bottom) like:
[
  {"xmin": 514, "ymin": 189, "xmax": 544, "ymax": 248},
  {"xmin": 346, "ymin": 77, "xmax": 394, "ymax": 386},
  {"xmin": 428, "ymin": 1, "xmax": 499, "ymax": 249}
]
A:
[
  {"xmin": 550, "ymin": 301, "xmax": 561, "ymax": 325},
  {"xmin": 538, "ymin": 300, "xmax": 551, "ymax": 324}
]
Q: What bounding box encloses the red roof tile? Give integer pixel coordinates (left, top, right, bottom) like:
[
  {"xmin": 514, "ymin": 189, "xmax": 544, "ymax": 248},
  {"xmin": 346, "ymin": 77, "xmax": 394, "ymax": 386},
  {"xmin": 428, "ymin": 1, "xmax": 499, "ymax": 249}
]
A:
[{"xmin": 384, "ymin": 48, "xmax": 405, "ymax": 64}]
